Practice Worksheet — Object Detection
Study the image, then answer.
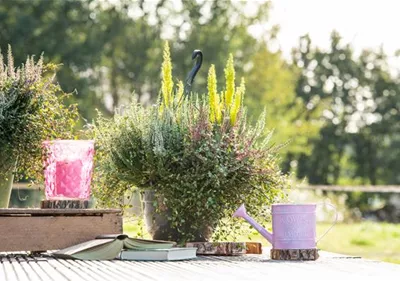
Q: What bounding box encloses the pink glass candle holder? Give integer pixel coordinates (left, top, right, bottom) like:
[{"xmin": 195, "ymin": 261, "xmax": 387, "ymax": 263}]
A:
[{"xmin": 43, "ymin": 140, "xmax": 95, "ymax": 200}]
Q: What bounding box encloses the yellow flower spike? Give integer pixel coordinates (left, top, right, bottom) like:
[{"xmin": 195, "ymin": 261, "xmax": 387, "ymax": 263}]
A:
[
  {"xmin": 175, "ymin": 80, "xmax": 184, "ymax": 105},
  {"xmin": 161, "ymin": 41, "xmax": 174, "ymax": 109},
  {"xmin": 175, "ymin": 80, "xmax": 184, "ymax": 122},
  {"xmin": 215, "ymin": 93, "xmax": 222, "ymax": 124},
  {"xmin": 230, "ymin": 89, "xmax": 240, "ymax": 126},
  {"xmin": 230, "ymin": 77, "xmax": 245, "ymax": 126},
  {"xmin": 208, "ymin": 65, "xmax": 218, "ymax": 123},
  {"xmin": 224, "ymin": 54, "xmax": 235, "ymax": 110},
  {"xmin": 217, "ymin": 91, "xmax": 225, "ymax": 124}
]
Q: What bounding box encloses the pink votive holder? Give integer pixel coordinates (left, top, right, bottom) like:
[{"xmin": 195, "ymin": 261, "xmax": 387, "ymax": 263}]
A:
[{"xmin": 42, "ymin": 140, "xmax": 95, "ymax": 200}]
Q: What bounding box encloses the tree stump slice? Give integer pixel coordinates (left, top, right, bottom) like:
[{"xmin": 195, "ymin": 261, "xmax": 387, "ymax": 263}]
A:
[
  {"xmin": 270, "ymin": 249, "xmax": 319, "ymax": 261},
  {"xmin": 186, "ymin": 242, "xmax": 263, "ymax": 255},
  {"xmin": 245, "ymin": 242, "xmax": 263, "ymax": 254},
  {"xmin": 41, "ymin": 200, "xmax": 89, "ymax": 209},
  {"xmin": 186, "ymin": 242, "xmax": 247, "ymax": 255}
]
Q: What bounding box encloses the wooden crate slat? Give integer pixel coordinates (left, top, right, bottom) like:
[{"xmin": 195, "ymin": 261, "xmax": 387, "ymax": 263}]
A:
[
  {"xmin": 0, "ymin": 208, "xmax": 121, "ymax": 216},
  {"xmin": 0, "ymin": 210, "xmax": 122, "ymax": 252}
]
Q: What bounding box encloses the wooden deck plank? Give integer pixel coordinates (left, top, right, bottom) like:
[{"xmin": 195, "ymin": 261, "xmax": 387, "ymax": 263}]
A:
[
  {"xmin": 96, "ymin": 260, "xmax": 157, "ymax": 281},
  {"xmin": 1, "ymin": 250, "xmax": 399, "ymax": 280},
  {"xmin": 107, "ymin": 261, "xmax": 159, "ymax": 280},
  {"xmin": 16, "ymin": 262, "xmax": 41, "ymax": 281},
  {"xmin": 23, "ymin": 260, "xmax": 52, "ymax": 281},
  {"xmin": 10, "ymin": 258, "xmax": 30, "ymax": 281},
  {"xmin": 79, "ymin": 261, "xmax": 122, "ymax": 281},
  {"xmin": 133, "ymin": 261, "xmax": 209, "ymax": 280},
  {"xmin": 35, "ymin": 260, "xmax": 69, "ymax": 281},
  {"xmin": 55, "ymin": 259, "xmax": 99, "ymax": 281},
  {"xmin": 92, "ymin": 260, "xmax": 142, "ymax": 280},
  {"xmin": 0, "ymin": 261, "xmax": 7, "ymax": 281},
  {"xmin": 64, "ymin": 260, "xmax": 115, "ymax": 281},
  {"xmin": 2, "ymin": 260, "xmax": 19, "ymax": 281},
  {"xmin": 46, "ymin": 259, "xmax": 92, "ymax": 281}
]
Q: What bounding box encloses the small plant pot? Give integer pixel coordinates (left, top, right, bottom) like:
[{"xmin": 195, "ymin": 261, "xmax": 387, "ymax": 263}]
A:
[
  {"xmin": 0, "ymin": 168, "xmax": 15, "ymax": 208},
  {"xmin": 141, "ymin": 190, "xmax": 212, "ymax": 242}
]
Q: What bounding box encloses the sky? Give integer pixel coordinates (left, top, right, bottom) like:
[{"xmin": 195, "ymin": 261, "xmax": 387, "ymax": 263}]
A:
[{"xmin": 267, "ymin": 0, "xmax": 400, "ymax": 65}]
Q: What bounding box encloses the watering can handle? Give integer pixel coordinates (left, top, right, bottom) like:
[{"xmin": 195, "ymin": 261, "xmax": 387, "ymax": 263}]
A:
[{"xmin": 316, "ymin": 202, "xmax": 338, "ymax": 244}]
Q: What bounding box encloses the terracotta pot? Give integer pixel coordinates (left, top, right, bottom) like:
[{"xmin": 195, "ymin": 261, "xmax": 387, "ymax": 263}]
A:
[{"xmin": 141, "ymin": 190, "xmax": 212, "ymax": 242}]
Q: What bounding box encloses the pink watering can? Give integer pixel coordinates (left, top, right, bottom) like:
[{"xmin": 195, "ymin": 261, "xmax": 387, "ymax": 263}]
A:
[{"xmin": 233, "ymin": 203, "xmax": 338, "ymax": 249}]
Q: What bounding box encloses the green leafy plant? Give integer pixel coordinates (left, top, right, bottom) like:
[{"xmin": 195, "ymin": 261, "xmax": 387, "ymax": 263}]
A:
[
  {"xmin": 0, "ymin": 46, "xmax": 79, "ymax": 182},
  {"xmin": 92, "ymin": 42, "xmax": 288, "ymax": 242}
]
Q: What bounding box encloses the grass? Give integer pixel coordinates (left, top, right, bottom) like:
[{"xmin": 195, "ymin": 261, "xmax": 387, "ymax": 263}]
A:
[
  {"xmin": 123, "ymin": 218, "xmax": 400, "ymax": 264},
  {"xmin": 316, "ymin": 222, "xmax": 400, "ymax": 264}
]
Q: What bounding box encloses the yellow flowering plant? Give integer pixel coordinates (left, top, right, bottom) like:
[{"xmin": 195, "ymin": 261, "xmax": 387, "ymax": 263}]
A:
[{"xmin": 92, "ymin": 42, "xmax": 287, "ymax": 243}]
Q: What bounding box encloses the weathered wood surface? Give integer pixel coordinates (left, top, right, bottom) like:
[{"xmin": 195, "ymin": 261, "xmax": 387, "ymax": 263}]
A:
[
  {"xmin": 0, "ymin": 250, "xmax": 399, "ymax": 281},
  {"xmin": 186, "ymin": 242, "xmax": 247, "ymax": 255},
  {"xmin": 0, "ymin": 209, "xmax": 122, "ymax": 252},
  {"xmin": 245, "ymin": 242, "xmax": 262, "ymax": 254},
  {"xmin": 0, "ymin": 208, "xmax": 120, "ymax": 215},
  {"xmin": 270, "ymin": 248, "xmax": 319, "ymax": 260},
  {"xmin": 41, "ymin": 200, "xmax": 90, "ymax": 209},
  {"xmin": 186, "ymin": 242, "xmax": 262, "ymax": 255}
]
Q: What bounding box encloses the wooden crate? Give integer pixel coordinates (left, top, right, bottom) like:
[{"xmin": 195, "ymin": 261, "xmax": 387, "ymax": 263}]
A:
[{"xmin": 0, "ymin": 208, "xmax": 122, "ymax": 252}]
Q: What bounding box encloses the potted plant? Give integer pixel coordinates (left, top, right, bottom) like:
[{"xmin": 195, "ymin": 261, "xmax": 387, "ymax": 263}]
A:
[
  {"xmin": 92, "ymin": 42, "xmax": 287, "ymax": 242},
  {"xmin": 0, "ymin": 46, "xmax": 78, "ymax": 207}
]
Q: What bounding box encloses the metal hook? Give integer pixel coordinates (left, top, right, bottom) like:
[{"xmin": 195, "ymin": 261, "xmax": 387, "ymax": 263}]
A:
[{"xmin": 184, "ymin": 49, "xmax": 203, "ymax": 97}]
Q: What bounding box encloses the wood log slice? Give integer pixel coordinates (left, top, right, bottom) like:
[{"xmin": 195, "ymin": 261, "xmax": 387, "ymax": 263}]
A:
[
  {"xmin": 270, "ymin": 248, "xmax": 319, "ymax": 260},
  {"xmin": 186, "ymin": 242, "xmax": 263, "ymax": 255},
  {"xmin": 186, "ymin": 242, "xmax": 247, "ymax": 255},
  {"xmin": 245, "ymin": 242, "xmax": 263, "ymax": 254},
  {"xmin": 41, "ymin": 200, "xmax": 89, "ymax": 209}
]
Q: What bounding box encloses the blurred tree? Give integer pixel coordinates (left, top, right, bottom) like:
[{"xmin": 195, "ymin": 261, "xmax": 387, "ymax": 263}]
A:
[
  {"xmin": 0, "ymin": 0, "xmax": 279, "ymax": 121},
  {"xmin": 3, "ymin": 0, "xmax": 397, "ymax": 185},
  {"xmin": 169, "ymin": 0, "xmax": 268, "ymax": 90},
  {"xmin": 245, "ymin": 44, "xmax": 322, "ymax": 169},
  {"xmin": 292, "ymin": 32, "xmax": 400, "ymax": 184},
  {"xmin": 0, "ymin": 0, "xmax": 107, "ymax": 120}
]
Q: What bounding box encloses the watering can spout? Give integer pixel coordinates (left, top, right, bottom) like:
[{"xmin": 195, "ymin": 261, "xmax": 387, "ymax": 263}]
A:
[{"xmin": 233, "ymin": 204, "xmax": 273, "ymax": 245}]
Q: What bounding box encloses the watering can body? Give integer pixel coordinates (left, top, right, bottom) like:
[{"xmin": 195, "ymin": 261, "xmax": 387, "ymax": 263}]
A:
[
  {"xmin": 272, "ymin": 204, "xmax": 317, "ymax": 249},
  {"xmin": 233, "ymin": 203, "xmax": 327, "ymax": 250}
]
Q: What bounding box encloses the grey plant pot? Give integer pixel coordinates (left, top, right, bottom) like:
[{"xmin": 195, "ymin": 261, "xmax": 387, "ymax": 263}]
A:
[
  {"xmin": 141, "ymin": 190, "xmax": 212, "ymax": 242},
  {"xmin": 0, "ymin": 169, "xmax": 15, "ymax": 208}
]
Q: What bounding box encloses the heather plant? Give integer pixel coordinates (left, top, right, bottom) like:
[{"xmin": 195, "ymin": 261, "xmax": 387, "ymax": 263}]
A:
[
  {"xmin": 0, "ymin": 46, "xmax": 78, "ymax": 182},
  {"xmin": 92, "ymin": 42, "xmax": 288, "ymax": 242}
]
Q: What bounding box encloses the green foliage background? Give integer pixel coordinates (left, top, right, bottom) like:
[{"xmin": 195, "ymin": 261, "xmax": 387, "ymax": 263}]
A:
[{"xmin": 1, "ymin": 0, "xmax": 399, "ymax": 186}]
